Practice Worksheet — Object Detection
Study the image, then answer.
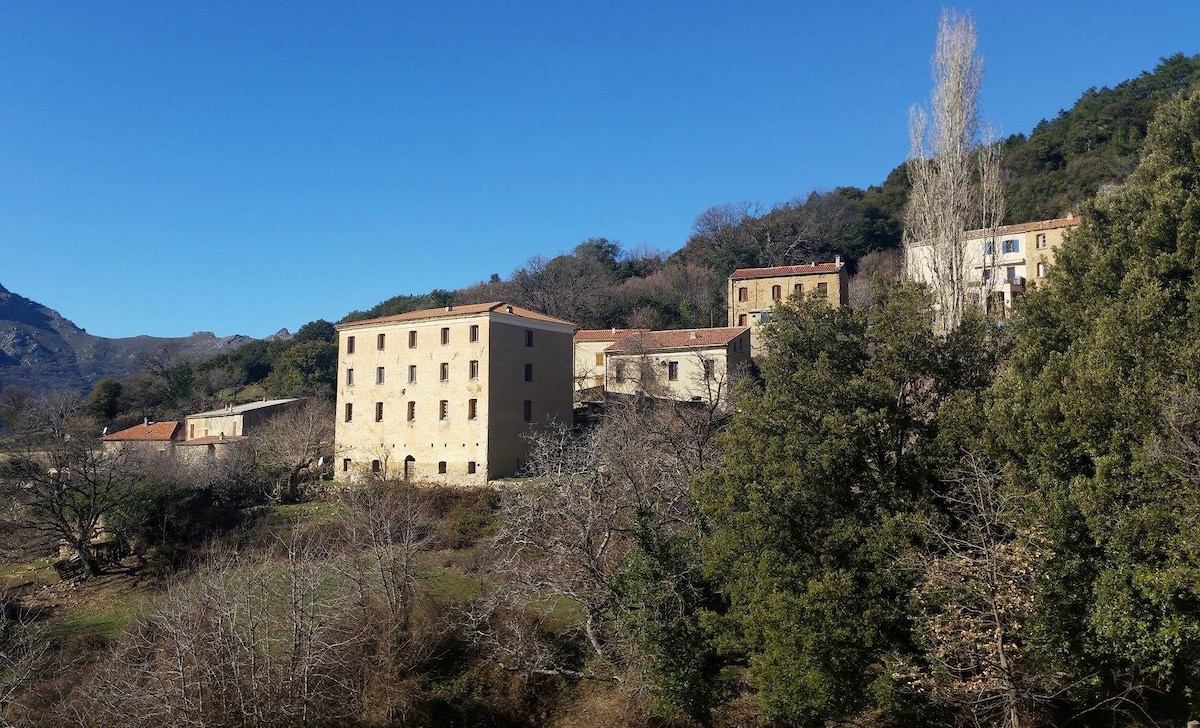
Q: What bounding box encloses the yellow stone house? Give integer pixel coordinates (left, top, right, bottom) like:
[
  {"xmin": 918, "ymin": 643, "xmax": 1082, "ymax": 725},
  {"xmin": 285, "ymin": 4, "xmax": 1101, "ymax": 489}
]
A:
[
  {"xmin": 333, "ymin": 302, "xmax": 575, "ymax": 485},
  {"xmin": 603, "ymin": 327, "xmax": 751, "ymax": 408},
  {"xmin": 727, "ymin": 259, "xmax": 849, "ymax": 354}
]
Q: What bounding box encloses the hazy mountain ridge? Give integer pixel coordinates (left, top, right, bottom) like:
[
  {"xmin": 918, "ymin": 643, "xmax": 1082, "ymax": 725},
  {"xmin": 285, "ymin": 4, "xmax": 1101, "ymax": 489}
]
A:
[{"xmin": 0, "ymin": 282, "xmax": 257, "ymax": 394}]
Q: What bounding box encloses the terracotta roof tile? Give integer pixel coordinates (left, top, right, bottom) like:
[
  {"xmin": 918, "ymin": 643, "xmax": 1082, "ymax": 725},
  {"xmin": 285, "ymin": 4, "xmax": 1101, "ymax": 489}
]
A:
[
  {"xmin": 336, "ymin": 302, "xmax": 575, "ymax": 330},
  {"xmin": 574, "ymin": 328, "xmax": 649, "ymax": 342},
  {"xmin": 101, "ymin": 421, "xmax": 181, "ymax": 442},
  {"xmin": 729, "ymin": 262, "xmax": 843, "ymax": 280},
  {"xmin": 605, "ymin": 327, "xmax": 749, "ymax": 353}
]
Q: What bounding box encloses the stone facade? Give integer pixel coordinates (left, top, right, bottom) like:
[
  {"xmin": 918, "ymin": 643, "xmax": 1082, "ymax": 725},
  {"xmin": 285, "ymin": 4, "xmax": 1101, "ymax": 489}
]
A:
[
  {"xmin": 727, "ymin": 260, "xmax": 848, "ymax": 354},
  {"xmin": 604, "ymin": 327, "xmax": 751, "ymax": 408},
  {"xmin": 333, "ymin": 302, "xmax": 575, "ymax": 485}
]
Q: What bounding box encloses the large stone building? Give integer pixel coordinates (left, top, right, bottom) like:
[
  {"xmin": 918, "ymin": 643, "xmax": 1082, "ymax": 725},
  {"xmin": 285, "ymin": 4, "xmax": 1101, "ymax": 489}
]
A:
[
  {"xmin": 603, "ymin": 327, "xmax": 751, "ymax": 407},
  {"xmin": 905, "ymin": 214, "xmax": 1080, "ymax": 314},
  {"xmin": 333, "ymin": 302, "xmax": 575, "ymax": 485},
  {"xmin": 727, "ymin": 259, "xmax": 849, "ymax": 354}
]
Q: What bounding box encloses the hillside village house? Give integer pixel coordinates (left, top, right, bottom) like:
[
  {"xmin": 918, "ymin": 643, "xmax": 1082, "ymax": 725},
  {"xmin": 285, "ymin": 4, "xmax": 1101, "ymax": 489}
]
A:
[
  {"xmin": 604, "ymin": 327, "xmax": 751, "ymax": 407},
  {"xmin": 727, "ymin": 259, "xmax": 849, "ymax": 354},
  {"xmin": 905, "ymin": 214, "xmax": 1080, "ymax": 314},
  {"xmin": 176, "ymin": 398, "xmax": 301, "ymax": 461},
  {"xmin": 100, "ymin": 419, "xmax": 182, "ymax": 456},
  {"xmin": 573, "ymin": 328, "xmax": 648, "ymax": 401},
  {"xmin": 333, "ymin": 302, "xmax": 575, "ymax": 485}
]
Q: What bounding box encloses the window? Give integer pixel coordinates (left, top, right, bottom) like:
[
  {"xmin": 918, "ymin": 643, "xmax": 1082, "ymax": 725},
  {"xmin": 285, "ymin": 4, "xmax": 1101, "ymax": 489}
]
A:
[
  {"xmin": 1002, "ymin": 238, "xmax": 1020, "ymax": 254},
  {"xmin": 468, "ymin": 398, "xmax": 477, "ymax": 420},
  {"xmin": 408, "ymin": 365, "xmax": 417, "ymax": 383},
  {"xmin": 375, "ymin": 402, "xmax": 383, "ymax": 422},
  {"xmin": 738, "ymin": 313, "xmax": 748, "ymax": 326},
  {"xmin": 524, "ymin": 330, "xmax": 533, "ymax": 347},
  {"xmin": 440, "ymin": 362, "xmax": 449, "ymax": 381},
  {"xmin": 344, "ymin": 403, "xmax": 353, "ymax": 422},
  {"xmin": 346, "ymin": 368, "xmax": 354, "ymax": 386},
  {"xmin": 342, "ymin": 458, "xmax": 351, "ymax": 472},
  {"xmin": 469, "ymin": 360, "xmax": 479, "ymax": 379},
  {"xmin": 771, "ymin": 284, "xmax": 782, "ymax": 300},
  {"xmin": 407, "ymin": 401, "xmax": 415, "ymax": 421},
  {"xmin": 614, "ymin": 362, "xmax": 626, "ymax": 383},
  {"xmin": 469, "ymin": 324, "xmax": 479, "ymax": 342},
  {"xmin": 438, "ymin": 461, "xmax": 447, "ymax": 474},
  {"xmin": 760, "ymin": 311, "xmax": 775, "ymax": 324},
  {"xmin": 376, "ymin": 366, "xmax": 385, "ymax": 384},
  {"xmin": 346, "ymin": 336, "xmax": 355, "ymax": 354},
  {"xmin": 371, "ymin": 460, "xmax": 381, "ymax": 474},
  {"xmin": 467, "ymin": 461, "xmax": 476, "ymax": 474},
  {"xmin": 441, "ymin": 327, "xmax": 450, "ymax": 345},
  {"xmin": 984, "ymin": 241, "xmax": 995, "ymax": 255},
  {"xmin": 667, "ymin": 361, "xmax": 679, "ymax": 381},
  {"xmin": 794, "ymin": 283, "xmax": 803, "ymax": 294},
  {"xmin": 703, "ymin": 359, "xmax": 715, "ymax": 380},
  {"xmin": 408, "ymin": 330, "xmax": 417, "ymax": 348},
  {"xmin": 815, "ymin": 282, "xmax": 828, "ymax": 298},
  {"xmin": 524, "ymin": 363, "xmax": 533, "ymax": 382},
  {"xmin": 377, "ymin": 333, "xmax": 385, "ymax": 350},
  {"xmin": 1036, "ymin": 233, "xmax": 1047, "ymax": 250},
  {"xmin": 595, "ymin": 353, "xmax": 604, "ymax": 366},
  {"xmin": 439, "ymin": 400, "xmax": 448, "ymax": 420},
  {"xmin": 982, "ymin": 268, "xmax": 992, "ymax": 283},
  {"xmin": 523, "ymin": 400, "xmax": 532, "ymax": 423},
  {"xmin": 1037, "ymin": 262, "xmax": 1047, "ymax": 278},
  {"xmin": 737, "ymin": 287, "xmax": 748, "ymax": 302},
  {"xmin": 1007, "ymin": 267, "xmax": 1019, "ymax": 284}
]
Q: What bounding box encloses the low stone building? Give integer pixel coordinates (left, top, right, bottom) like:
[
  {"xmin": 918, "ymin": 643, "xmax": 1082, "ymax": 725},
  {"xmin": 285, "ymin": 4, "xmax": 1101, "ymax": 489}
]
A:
[
  {"xmin": 573, "ymin": 328, "xmax": 648, "ymax": 401},
  {"xmin": 184, "ymin": 398, "xmax": 301, "ymax": 441},
  {"xmin": 99, "ymin": 420, "xmax": 182, "ymax": 456},
  {"xmin": 604, "ymin": 327, "xmax": 751, "ymax": 407}
]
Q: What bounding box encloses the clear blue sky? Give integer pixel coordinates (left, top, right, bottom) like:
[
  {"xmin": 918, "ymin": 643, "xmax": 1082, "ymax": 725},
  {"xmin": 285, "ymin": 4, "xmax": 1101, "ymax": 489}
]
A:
[{"xmin": 2, "ymin": 1, "xmax": 1198, "ymax": 338}]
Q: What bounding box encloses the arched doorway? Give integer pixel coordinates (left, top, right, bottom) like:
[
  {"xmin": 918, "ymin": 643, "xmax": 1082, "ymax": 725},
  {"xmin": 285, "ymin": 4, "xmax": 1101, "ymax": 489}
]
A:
[{"xmin": 403, "ymin": 455, "xmax": 415, "ymax": 482}]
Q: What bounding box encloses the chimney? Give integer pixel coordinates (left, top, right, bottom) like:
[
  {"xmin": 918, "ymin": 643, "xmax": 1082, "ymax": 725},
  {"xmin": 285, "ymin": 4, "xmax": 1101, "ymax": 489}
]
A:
[
  {"xmin": 835, "ymin": 254, "xmax": 842, "ymax": 267},
  {"xmin": 445, "ymin": 305, "xmax": 452, "ymax": 311},
  {"xmin": 143, "ymin": 417, "xmax": 149, "ymax": 427},
  {"xmin": 505, "ymin": 305, "xmax": 514, "ymax": 314},
  {"xmin": 690, "ymin": 330, "xmax": 697, "ymax": 339}
]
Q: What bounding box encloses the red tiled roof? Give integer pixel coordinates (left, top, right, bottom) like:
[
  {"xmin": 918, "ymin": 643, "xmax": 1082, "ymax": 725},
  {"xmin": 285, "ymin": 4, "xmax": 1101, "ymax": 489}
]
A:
[
  {"xmin": 336, "ymin": 302, "xmax": 575, "ymax": 330},
  {"xmin": 101, "ymin": 421, "xmax": 181, "ymax": 442},
  {"xmin": 605, "ymin": 327, "xmax": 749, "ymax": 353},
  {"xmin": 729, "ymin": 262, "xmax": 843, "ymax": 280},
  {"xmin": 574, "ymin": 328, "xmax": 649, "ymax": 342}
]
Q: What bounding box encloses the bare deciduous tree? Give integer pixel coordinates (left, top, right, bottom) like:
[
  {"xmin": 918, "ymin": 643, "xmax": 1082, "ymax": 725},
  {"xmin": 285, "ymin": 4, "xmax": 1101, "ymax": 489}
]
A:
[
  {"xmin": 905, "ymin": 9, "xmax": 1004, "ymax": 333},
  {"xmin": 255, "ymin": 397, "xmax": 333, "ymax": 503}
]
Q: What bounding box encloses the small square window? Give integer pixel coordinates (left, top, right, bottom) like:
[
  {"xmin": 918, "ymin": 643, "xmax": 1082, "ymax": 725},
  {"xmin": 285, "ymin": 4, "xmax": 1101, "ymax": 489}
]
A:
[
  {"xmin": 407, "ymin": 401, "xmax": 415, "ymax": 422},
  {"xmin": 377, "ymin": 333, "xmax": 385, "ymax": 350},
  {"xmin": 523, "ymin": 400, "xmax": 532, "ymax": 423},
  {"xmin": 524, "ymin": 330, "xmax": 533, "ymax": 347},
  {"xmin": 595, "ymin": 352, "xmax": 603, "ymax": 366},
  {"xmin": 468, "ymin": 398, "xmax": 477, "ymax": 420},
  {"xmin": 375, "ymin": 402, "xmax": 383, "ymax": 422},
  {"xmin": 346, "ymin": 336, "xmax": 355, "ymax": 354},
  {"xmin": 794, "ymin": 283, "xmax": 803, "ymax": 293},
  {"xmin": 342, "ymin": 458, "xmax": 351, "ymax": 472},
  {"xmin": 668, "ymin": 361, "xmax": 679, "ymax": 381},
  {"xmin": 815, "ymin": 282, "xmax": 828, "ymax": 298},
  {"xmin": 738, "ymin": 287, "xmax": 748, "ymax": 302},
  {"xmin": 440, "ymin": 362, "xmax": 449, "ymax": 381},
  {"xmin": 771, "ymin": 285, "xmax": 781, "ymax": 300},
  {"xmin": 439, "ymin": 400, "xmax": 449, "ymax": 420},
  {"xmin": 438, "ymin": 461, "xmax": 447, "ymax": 474},
  {"xmin": 344, "ymin": 403, "xmax": 353, "ymax": 422},
  {"xmin": 467, "ymin": 461, "xmax": 476, "ymax": 474},
  {"xmin": 408, "ymin": 330, "xmax": 417, "ymax": 348},
  {"xmin": 469, "ymin": 360, "xmax": 479, "ymax": 379},
  {"xmin": 524, "ymin": 363, "xmax": 533, "ymax": 382},
  {"xmin": 1036, "ymin": 234, "xmax": 1047, "ymax": 250},
  {"xmin": 408, "ymin": 365, "xmax": 417, "ymax": 383},
  {"xmin": 376, "ymin": 367, "xmax": 385, "ymax": 384},
  {"xmin": 738, "ymin": 313, "xmax": 747, "ymax": 326},
  {"xmin": 1037, "ymin": 262, "xmax": 1047, "ymax": 278},
  {"xmin": 703, "ymin": 359, "xmax": 715, "ymax": 380},
  {"xmin": 371, "ymin": 459, "xmax": 381, "ymax": 474},
  {"xmin": 441, "ymin": 327, "xmax": 450, "ymax": 345},
  {"xmin": 469, "ymin": 324, "xmax": 479, "ymax": 342},
  {"xmin": 346, "ymin": 368, "xmax": 354, "ymax": 386}
]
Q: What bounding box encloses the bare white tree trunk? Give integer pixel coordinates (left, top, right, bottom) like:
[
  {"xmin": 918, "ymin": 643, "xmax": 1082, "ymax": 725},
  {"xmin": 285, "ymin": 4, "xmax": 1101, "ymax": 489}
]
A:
[{"xmin": 905, "ymin": 10, "xmax": 1003, "ymax": 333}]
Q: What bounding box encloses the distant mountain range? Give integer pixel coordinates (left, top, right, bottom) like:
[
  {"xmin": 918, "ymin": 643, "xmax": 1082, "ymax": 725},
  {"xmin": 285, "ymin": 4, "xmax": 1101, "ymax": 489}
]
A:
[{"xmin": 0, "ymin": 282, "xmax": 258, "ymax": 394}]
